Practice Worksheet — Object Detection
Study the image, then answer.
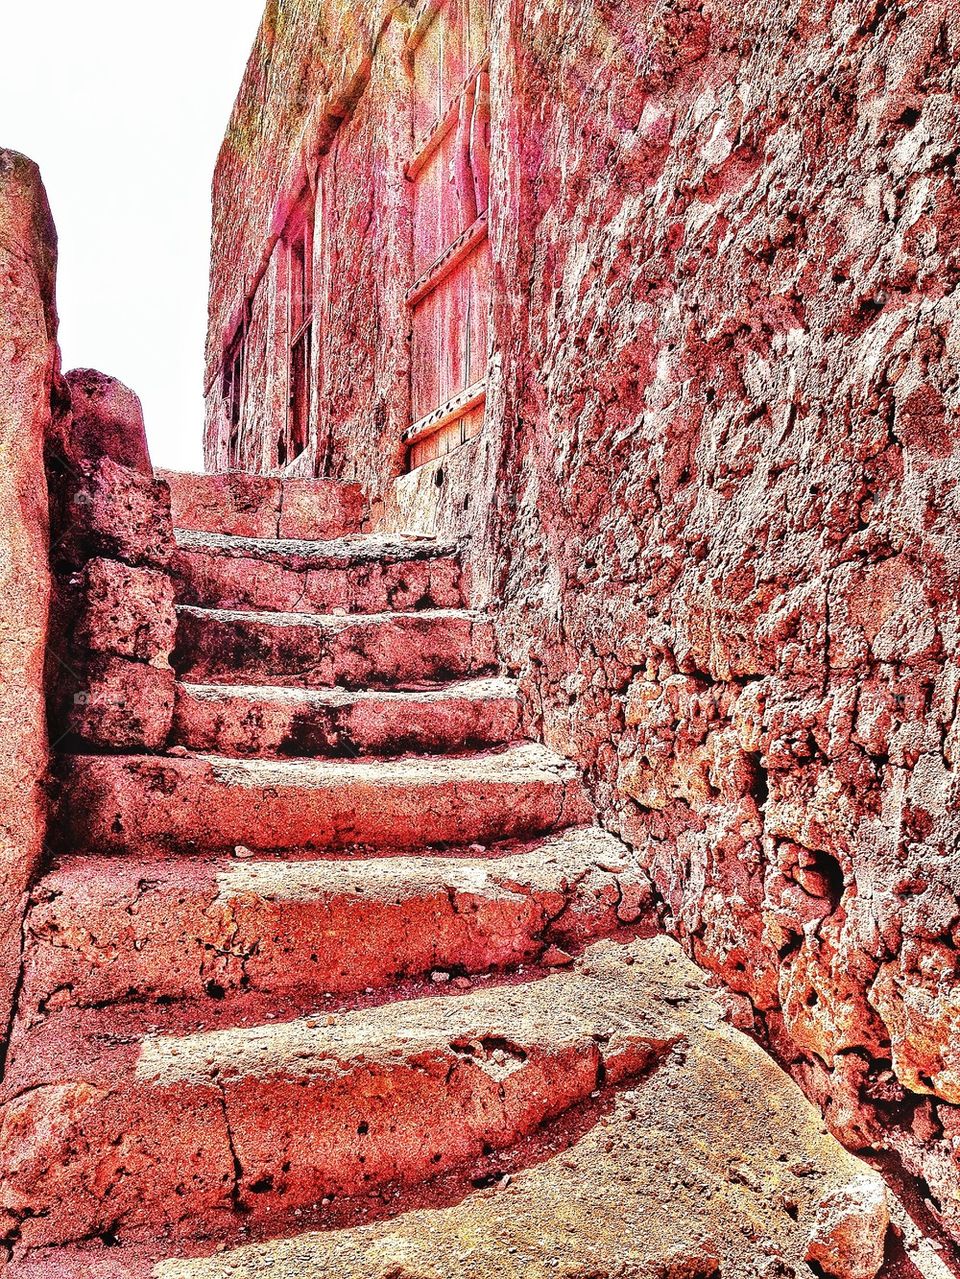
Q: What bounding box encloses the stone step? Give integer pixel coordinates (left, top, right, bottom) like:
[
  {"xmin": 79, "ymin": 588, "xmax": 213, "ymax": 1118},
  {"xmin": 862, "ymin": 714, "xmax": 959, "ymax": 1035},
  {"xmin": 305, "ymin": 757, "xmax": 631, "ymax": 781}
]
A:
[
  {"xmin": 20, "ymin": 827, "xmax": 648, "ymax": 1015},
  {"xmin": 55, "ymin": 743, "xmax": 592, "ymax": 856},
  {"xmin": 0, "ymin": 941, "xmax": 680, "ymax": 1250},
  {"xmin": 0, "ymin": 938, "xmax": 891, "ymax": 1268},
  {"xmin": 170, "ymin": 529, "xmax": 465, "ymax": 614},
  {"xmin": 158, "ymin": 471, "xmax": 366, "ymax": 541},
  {"xmin": 172, "ymin": 605, "xmax": 494, "ymax": 689},
  {"xmin": 172, "ymin": 675, "xmax": 521, "ymax": 757}
]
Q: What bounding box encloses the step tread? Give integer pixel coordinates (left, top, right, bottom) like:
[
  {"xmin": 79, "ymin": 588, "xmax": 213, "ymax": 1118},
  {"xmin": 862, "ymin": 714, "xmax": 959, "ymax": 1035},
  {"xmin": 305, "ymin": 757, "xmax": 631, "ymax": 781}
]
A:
[
  {"xmin": 175, "ymin": 603, "xmax": 478, "ymax": 628},
  {"xmin": 171, "ymin": 605, "xmax": 494, "ymax": 691},
  {"xmin": 76, "ymin": 938, "xmax": 667, "ymax": 1084},
  {"xmin": 171, "ymin": 676, "xmax": 521, "ymax": 758},
  {"xmin": 174, "ymin": 528, "xmax": 459, "ymax": 566},
  {"xmin": 144, "ymin": 991, "xmax": 889, "ymax": 1279},
  {"xmin": 1, "ymin": 941, "xmax": 686, "ymax": 1248},
  {"xmin": 168, "ymin": 741, "xmax": 575, "ymax": 785},
  {"xmin": 3, "ymin": 939, "xmax": 891, "ymax": 1275},
  {"xmin": 21, "ymin": 827, "xmax": 647, "ymax": 1011},
  {"xmin": 176, "ymin": 674, "xmax": 518, "ymax": 706}
]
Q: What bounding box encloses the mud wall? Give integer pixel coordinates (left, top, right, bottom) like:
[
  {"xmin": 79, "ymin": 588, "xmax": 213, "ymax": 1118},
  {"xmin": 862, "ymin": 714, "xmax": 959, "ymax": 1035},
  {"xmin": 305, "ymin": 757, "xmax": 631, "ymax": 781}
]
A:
[{"xmin": 207, "ymin": 0, "xmax": 960, "ymax": 1233}]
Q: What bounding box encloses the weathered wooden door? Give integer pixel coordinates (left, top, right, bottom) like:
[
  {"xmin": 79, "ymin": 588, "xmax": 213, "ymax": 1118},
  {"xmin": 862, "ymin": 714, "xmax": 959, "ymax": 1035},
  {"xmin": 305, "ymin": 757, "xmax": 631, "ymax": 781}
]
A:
[{"xmin": 404, "ymin": 0, "xmax": 491, "ymax": 470}]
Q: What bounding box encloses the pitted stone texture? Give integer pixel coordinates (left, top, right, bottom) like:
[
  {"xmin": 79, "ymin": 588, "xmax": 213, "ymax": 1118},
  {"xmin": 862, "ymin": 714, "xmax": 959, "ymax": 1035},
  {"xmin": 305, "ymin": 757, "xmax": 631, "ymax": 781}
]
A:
[
  {"xmin": 63, "ymin": 655, "xmax": 175, "ymax": 752},
  {"xmin": 473, "ymin": 0, "xmax": 960, "ymax": 1232},
  {"xmin": 160, "ymin": 471, "xmax": 366, "ymax": 541},
  {"xmin": 870, "ymin": 944, "xmax": 960, "ymax": 1106},
  {"xmin": 75, "ymin": 558, "xmax": 177, "ymax": 662},
  {"xmin": 0, "ymin": 149, "xmax": 56, "ymax": 1048},
  {"xmin": 56, "ymin": 744, "xmax": 591, "ymax": 856},
  {"xmin": 54, "ymin": 457, "xmax": 174, "ymax": 570},
  {"xmin": 172, "ymin": 676, "xmax": 520, "ymax": 757},
  {"xmin": 172, "ymin": 606, "xmax": 495, "ymax": 689},
  {"xmin": 0, "ymin": 938, "xmax": 890, "ymax": 1267},
  {"xmin": 65, "ymin": 369, "xmax": 151, "ymax": 475},
  {"xmin": 19, "ymin": 827, "xmax": 645, "ymax": 1013},
  {"xmin": 170, "ymin": 529, "xmax": 464, "ymax": 614}
]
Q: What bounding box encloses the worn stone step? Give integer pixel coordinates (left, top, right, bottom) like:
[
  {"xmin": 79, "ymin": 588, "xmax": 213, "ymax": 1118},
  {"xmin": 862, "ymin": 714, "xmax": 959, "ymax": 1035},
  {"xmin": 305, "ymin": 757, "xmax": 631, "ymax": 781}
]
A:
[
  {"xmin": 20, "ymin": 827, "xmax": 649, "ymax": 1015},
  {"xmin": 172, "ymin": 675, "xmax": 521, "ymax": 757},
  {"xmin": 170, "ymin": 529, "xmax": 465, "ymax": 615},
  {"xmin": 56, "ymin": 743, "xmax": 591, "ymax": 856},
  {"xmin": 172, "ymin": 605, "xmax": 494, "ymax": 689},
  {"xmin": 159, "ymin": 471, "xmax": 366, "ymax": 541},
  {"xmin": 0, "ymin": 937, "xmax": 891, "ymax": 1269},
  {"xmin": 0, "ymin": 941, "xmax": 683, "ymax": 1249}
]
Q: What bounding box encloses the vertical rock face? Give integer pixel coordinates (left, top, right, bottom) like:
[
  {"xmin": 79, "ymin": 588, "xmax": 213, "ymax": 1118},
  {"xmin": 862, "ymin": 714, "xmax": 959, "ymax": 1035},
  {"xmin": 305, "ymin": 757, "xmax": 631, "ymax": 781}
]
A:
[
  {"xmin": 0, "ymin": 150, "xmax": 57, "ymax": 1050},
  {"xmin": 45, "ymin": 367, "xmax": 175, "ymax": 755},
  {"xmin": 205, "ymin": 0, "xmax": 960, "ymax": 1238}
]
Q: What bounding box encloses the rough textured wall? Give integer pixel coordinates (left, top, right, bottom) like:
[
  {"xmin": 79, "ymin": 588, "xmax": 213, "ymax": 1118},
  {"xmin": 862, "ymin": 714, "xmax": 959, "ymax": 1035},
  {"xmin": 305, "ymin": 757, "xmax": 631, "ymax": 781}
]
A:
[
  {"xmin": 314, "ymin": 18, "xmax": 412, "ymax": 491},
  {"xmin": 207, "ymin": 0, "xmax": 960, "ymax": 1230},
  {"xmin": 204, "ymin": 0, "xmax": 391, "ymax": 472},
  {"xmin": 46, "ymin": 373, "xmax": 176, "ymax": 755},
  {"xmin": 0, "ymin": 151, "xmax": 57, "ymax": 1054},
  {"xmin": 487, "ymin": 0, "xmax": 960, "ymax": 1238}
]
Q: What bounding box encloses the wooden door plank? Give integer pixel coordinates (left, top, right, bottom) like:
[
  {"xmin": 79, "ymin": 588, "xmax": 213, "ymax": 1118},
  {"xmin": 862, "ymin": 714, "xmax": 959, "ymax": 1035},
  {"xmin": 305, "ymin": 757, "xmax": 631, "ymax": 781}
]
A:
[{"xmin": 407, "ymin": 0, "xmax": 488, "ymax": 470}]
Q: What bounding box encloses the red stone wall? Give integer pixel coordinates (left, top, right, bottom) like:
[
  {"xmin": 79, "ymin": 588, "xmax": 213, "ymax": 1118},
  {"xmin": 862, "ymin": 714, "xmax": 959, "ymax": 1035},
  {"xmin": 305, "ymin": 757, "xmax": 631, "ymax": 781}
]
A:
[
  {"xmin": 487, "ymin": 0, "xmax": 960, "ymax": 1237},
  {"xmin": 207, "ymin": 0, "xmax": 960, "ymax": 1233},
  {"xmin": 46, "ymin": 457, "xmax": 176, "ymax": 753},
  {"xmin": 0, "ymin": 152, "xmax": 58, "ymax": 1059},
  {"xmin": 204, "ymin": 0, "xmax": 391, "ymax": 474}
]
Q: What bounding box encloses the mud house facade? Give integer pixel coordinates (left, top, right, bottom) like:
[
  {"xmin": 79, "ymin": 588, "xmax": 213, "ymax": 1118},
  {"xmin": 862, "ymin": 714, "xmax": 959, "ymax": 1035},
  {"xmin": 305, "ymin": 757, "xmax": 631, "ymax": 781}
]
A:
[{"xmin": 203, "ymin": 0, "xmax": 960, "ymax": 1238}]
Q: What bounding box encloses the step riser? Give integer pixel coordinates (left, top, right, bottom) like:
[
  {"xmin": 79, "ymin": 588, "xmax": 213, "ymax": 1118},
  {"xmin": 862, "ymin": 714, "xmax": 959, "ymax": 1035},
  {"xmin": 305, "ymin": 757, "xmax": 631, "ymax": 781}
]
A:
[
  {"xmin": 56, "ymin": 751, "xmax": 590, "ymax": 856},
  {"xmin": 172, "ymin": 610, "xmax": 494, "ymax": 689},
  {"xmin": 21, "ymin": 836, "xmax": 642, "ymax": 1012},
  {"xmin": 172, "ymin": 683, "xmax": 520, "ymax": 757},
  {"xmin": 159, "ymin": 472, "xmax": 366, "ymax": 541},
  {"xmin": 170, "ymin": 547, "xmax": 464, "ymax": 615}
]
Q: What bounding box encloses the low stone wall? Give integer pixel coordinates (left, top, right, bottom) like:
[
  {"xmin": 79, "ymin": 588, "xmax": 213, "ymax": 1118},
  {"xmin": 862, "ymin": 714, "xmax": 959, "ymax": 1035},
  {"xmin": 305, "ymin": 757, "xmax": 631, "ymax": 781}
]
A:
[
  {"xmin": 46, "ymin": 378, "xmax": 176, "ymax": 753},
  {"xmin": 0, "ymin": 151, "xmax": 58, "ymax": 1055}
]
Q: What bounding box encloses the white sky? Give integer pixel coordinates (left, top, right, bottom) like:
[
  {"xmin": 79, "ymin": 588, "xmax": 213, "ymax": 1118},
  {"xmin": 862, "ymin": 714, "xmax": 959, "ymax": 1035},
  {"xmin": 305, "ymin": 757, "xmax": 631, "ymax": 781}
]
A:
[{"xmin": 0, "ymin": 1, "xmax": 266, "ymax": 471}]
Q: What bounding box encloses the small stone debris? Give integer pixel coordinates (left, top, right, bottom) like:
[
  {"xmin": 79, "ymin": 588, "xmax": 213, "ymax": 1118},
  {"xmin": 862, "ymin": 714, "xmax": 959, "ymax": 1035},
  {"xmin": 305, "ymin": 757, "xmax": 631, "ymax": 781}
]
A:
[
  {"xmin": 542, "ymin": 945, "xmax": 574, "ymax": 967},
  {"xmin": 233, "ymin": 844, "xmax": 255, "ymax": 859}
]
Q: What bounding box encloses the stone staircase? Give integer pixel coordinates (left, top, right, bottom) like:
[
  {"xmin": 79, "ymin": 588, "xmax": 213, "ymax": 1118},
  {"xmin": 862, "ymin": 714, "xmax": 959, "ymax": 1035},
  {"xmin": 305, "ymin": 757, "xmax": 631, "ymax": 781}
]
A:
[{"xmin": 0, "ymin": 477, "xmax": 892, "ymax": 1278}]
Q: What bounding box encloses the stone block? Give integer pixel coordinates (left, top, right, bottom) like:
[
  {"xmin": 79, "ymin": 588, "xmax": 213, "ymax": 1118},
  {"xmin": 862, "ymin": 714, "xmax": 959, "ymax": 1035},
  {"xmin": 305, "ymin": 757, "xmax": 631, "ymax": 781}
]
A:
[
  {"xmin": 278, "ymin": 478, "xmax": 366, "ymax": 539},
  {"xmin": 66, "ymin": 655, "xmax": 175, "ymax": 752},
  {"xmin": 55, "ymin": 457, "xmax": 173, "ymax": 569},
  {"xmin": 75, "ymin": 558, "xmax": 176, "ymax": 663},
  {"xmin": 160, "ymin": 469, "xmax": 281, "ymax": 538},
  {"xmin": 65, "ymin": 369, "xmax": 152, "ymax": 475}
]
